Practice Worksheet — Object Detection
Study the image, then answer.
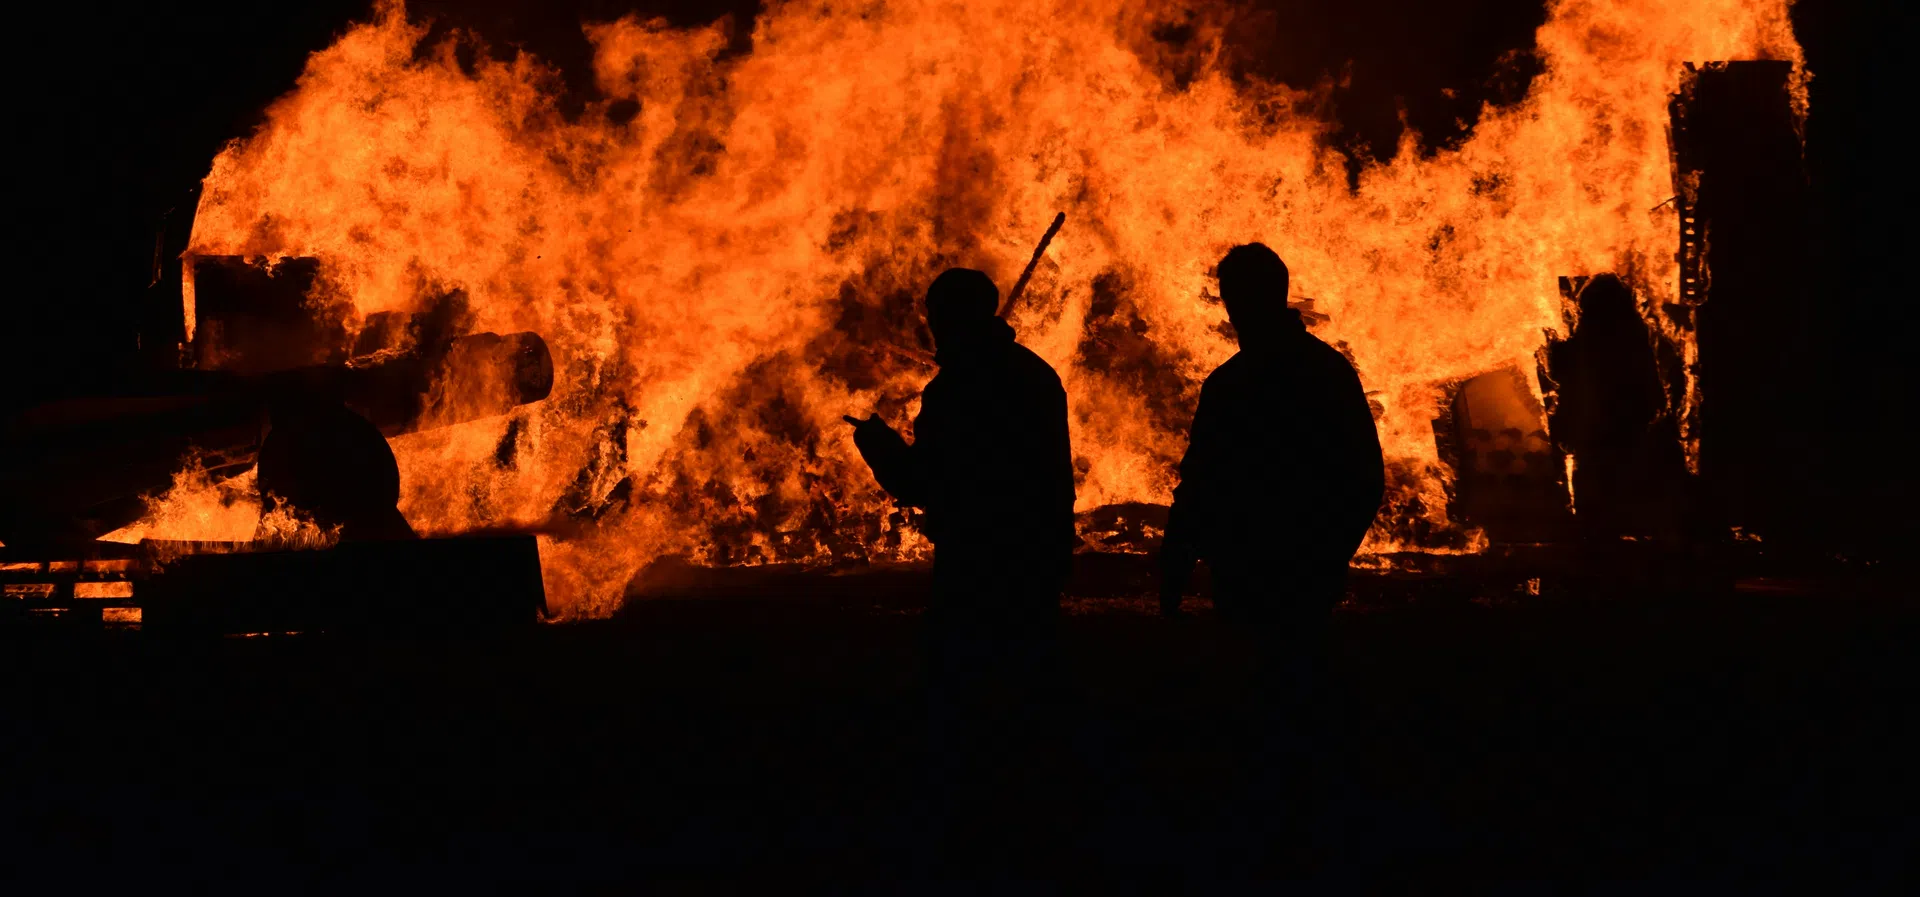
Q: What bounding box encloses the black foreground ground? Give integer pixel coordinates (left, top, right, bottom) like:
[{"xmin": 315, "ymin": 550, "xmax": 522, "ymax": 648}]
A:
[{"xmin": 4, "ymin": 559, "xmax": 1914, "ymax": 890}]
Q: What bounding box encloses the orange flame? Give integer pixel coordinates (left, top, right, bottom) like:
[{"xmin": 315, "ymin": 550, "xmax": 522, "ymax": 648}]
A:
[
  {"xmin": 101, "ymin": 461, "xmax": 341, "ymax": 555},
  {"xmin": 165, "ymin": 0, "xmax": 1803, "ymax": 616}
]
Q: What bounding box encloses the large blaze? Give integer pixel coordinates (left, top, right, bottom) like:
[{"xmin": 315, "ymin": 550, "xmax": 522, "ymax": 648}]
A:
[{"xmin": 132, "ymin": 0, "xmax": 1803, "ymax": 616}]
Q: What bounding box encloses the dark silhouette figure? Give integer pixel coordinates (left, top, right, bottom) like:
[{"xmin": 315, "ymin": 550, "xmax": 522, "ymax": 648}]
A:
[
  {"xmin": 255, "ymin": 400, "xmax": 416, "ymax": 541},
  {"xmin": 1158, "ymin": 243, "xmax": 1384, "ymax": 854},
  {"xmin": 849, "ymin": 267, "xmax": 1077, "ymax": 617},
  {"xmin": 847, "ymin": 266, "xmax": 1076, "ymax": 861},
  {"xmin": 1545, "ymin": 275, "xmax": 1689, "ymax": 541},
  {"xmin": 1161, "ymin": 244, "xmax": 1384, "ymax": 618}
]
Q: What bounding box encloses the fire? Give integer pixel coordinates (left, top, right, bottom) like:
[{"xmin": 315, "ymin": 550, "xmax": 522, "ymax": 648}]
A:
[
  {"xmin": 149, "ymin": 0, "xmax": 1805, "ymax": 617},
  {"xmin": 102, "ymin": 461, "xmax": 341, "ymax": 555},
  {"xmin": 103, "ymin": 464, "xmax": 263, "ymax": 545}
]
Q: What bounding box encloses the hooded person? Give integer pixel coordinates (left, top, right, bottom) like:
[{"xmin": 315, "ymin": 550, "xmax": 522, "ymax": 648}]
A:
[
  {"xmin": 846, "ymin": 266, "xmax": 1077, "ymax": 859},
  {"xmin": 848, "ymin": 266, "xmax": 1076, "ymax": 621}
]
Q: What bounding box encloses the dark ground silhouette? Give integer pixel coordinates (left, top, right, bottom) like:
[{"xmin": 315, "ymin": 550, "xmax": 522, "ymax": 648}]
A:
[{"xmin": 4, "ymin": 571, "xmax": 1910, "ymax": 889}]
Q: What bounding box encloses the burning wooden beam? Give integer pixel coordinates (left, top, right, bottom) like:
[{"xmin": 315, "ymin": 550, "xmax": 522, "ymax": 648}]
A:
[{"xmin": 1669, "ymin": 60, "xmax": 1812, "ymax": 537}]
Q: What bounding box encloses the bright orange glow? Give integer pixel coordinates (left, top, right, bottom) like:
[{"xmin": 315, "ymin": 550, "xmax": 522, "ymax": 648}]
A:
[
  {"xmin": 130, "ymin": 0, "xmax": 1804, "ymax": 616},
  {"xmin": 103, "ymin": 463, "xmax": 339, "ymax": 551},
  {"xmin": 103, "ymin": 464, "xmax": 262, "ymax": 545}
]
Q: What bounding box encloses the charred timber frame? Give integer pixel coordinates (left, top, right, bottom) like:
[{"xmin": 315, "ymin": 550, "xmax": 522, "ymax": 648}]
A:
[{"xmin": 1668, "ymin": 61, "xmax": 1812, "ymax": 537}]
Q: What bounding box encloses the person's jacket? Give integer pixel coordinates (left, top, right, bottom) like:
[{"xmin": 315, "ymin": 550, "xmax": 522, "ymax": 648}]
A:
[
  {"xmin": 1165, "ymin": 315, "xmax": 1384, "ymax": 573},
  {"xmin": 858, "ymin": 317, "xmax": 1076, "ymax": 583}
]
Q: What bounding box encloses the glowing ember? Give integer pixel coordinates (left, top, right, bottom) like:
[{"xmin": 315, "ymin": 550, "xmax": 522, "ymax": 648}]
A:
[{"xmin": 145, "ymin": 0, "xmax": 1804, "ymax": 617}]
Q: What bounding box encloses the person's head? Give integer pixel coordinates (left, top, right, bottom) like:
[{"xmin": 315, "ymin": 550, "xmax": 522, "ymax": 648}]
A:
[
  {"xmin": 1574, "ymin": 273, "xmax": 1639, "ymax": 330},
  {"xmin": 1216, "ymin": 242, "xmax": 1293, "ymax": 344},
  {"xmin": 924, "ymin": 267, "xmax": 1000, "ymax": 350}
]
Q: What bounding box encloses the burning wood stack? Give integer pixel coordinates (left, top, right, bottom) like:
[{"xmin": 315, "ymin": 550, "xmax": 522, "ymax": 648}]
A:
[
  {"xmin": 1435, "ymin": 60, "xmax": 1809, "ymax": 551},
  {"xmin": 1669, "ymin": 61, "xmax": 1814, "ymax": 539},
  {"xmin": 2, "ymin": 45, "xmax": 1815, "ymax": 627},
  {"xmin": 1, "ymin": 256, "xmax": 556, "ymax": 632}
]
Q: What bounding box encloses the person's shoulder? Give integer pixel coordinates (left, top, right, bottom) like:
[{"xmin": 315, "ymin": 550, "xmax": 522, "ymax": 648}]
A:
[
  {"xmin": 1303, "ymin": 333, "xmax": 1361, "ymax": 377},
  {"xmin": 1212, "ymin": 351, "xmax": 1254, "ymax": 374},
  {"xmin": 1009, "ymin": 341, "xmax": 1065, "ymax": 388},
  {"xmin": 1201, "ymin": 352, "xmax": 1251, "ymax": 389}
]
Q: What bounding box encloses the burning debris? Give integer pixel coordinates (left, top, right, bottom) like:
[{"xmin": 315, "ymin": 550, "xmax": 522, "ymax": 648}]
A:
[
  {"xmin": 5, "ymin": 0, "xmax": 1810, "ymax": 619},
  {"xmin": 0, "ymin": 255, "xmax": 552, "ymax": 553}
]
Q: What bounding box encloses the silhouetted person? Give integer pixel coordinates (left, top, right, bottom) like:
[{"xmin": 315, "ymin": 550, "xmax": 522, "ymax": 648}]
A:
[
  {"xmin": 846, "ymin": 266, "xmax": 1075, "ymax": 862},
  {"xmin": 1545, "ymin": 275, "xmax": 1689, "ymax": 541},
  {"xmin": 255, "ymin": 399, "xmax": 416, "ymax": 541},
  {"xmin": 1158, "ymin": 243, "xmax": 1384, "ymax": 853},
  {"xmin": 1161, "ymin": 244, "xmax": 1384, "ymax": 618},
  {"xmin": 849, "ymin": 267, "xmax": 1076, "ymax": 617}
]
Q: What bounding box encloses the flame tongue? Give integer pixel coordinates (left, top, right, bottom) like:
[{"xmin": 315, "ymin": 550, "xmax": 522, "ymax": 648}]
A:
[{"xmin": 158, "ymin": 0, "xmax": 1809, "ymax": 616}]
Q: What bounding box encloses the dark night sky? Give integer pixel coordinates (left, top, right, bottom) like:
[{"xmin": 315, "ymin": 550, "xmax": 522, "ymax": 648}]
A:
[{"xmin": 7, "ymin": 0, "xmax": 1909, "ymax": 537}]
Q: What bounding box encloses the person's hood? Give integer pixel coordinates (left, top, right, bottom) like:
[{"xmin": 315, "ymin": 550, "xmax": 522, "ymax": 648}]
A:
[{"xmin": 934, "ymin": 316, "xmax": 1017, "ymax": 367}]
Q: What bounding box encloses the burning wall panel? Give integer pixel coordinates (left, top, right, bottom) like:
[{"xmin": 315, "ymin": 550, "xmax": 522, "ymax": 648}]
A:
[
  {"xmin": 1669, "ymin": 60, "xmax": 1814, "ymax": 537},
  {"xmin": 134, "ymin": 0, "xmax": 1805, "ymax": 616}
]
